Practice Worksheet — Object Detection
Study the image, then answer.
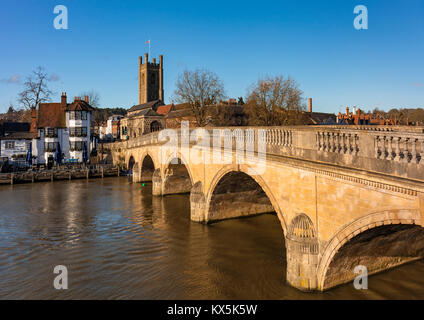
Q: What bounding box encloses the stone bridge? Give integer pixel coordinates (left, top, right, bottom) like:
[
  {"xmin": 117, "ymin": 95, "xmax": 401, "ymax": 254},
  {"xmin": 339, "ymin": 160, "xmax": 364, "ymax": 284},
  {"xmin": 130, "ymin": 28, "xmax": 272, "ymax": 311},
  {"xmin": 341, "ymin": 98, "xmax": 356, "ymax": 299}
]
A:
[{"xmin": 103, "ymin": 125, "xmax": 424, "ymax": 291}]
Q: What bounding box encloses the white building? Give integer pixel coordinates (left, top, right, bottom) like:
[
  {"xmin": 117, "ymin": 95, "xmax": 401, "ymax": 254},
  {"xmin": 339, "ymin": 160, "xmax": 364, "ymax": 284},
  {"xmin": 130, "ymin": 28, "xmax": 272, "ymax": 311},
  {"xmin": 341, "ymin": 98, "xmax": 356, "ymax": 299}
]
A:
[
  {"xmin": 0, "ymin": 122, "xmax": 33, "ymax": 164},
  {"xmin": 0, "ymin": 133, "xmax": 33, "ymax": 163},
  {"xmin": 33, "ymin": 93, "xmax": 95, "ymax": 164},
  {"xmin": 106, "ymin": 115, "xmax": 124, "ymax": 137}
]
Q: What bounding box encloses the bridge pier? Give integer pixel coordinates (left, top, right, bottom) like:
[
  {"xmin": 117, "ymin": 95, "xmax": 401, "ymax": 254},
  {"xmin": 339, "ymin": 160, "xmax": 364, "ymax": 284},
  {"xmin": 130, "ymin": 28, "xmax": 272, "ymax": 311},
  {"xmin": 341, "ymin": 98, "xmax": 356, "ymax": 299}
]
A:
[
  {"xmin": 190, "ymin": 182, "xmax": 207, "ymax": 223},
  {"xmin": 285, "ymin": 214, "xmax": 320, "ymax": 291},
  {"xmin": 152, "ymin": 169, "xmax": 162, "ymax": 196},
  {"xmin": 285, "ymin": 237, "xmax": 319, "ymax": 291},
  {"xmin": 132, "ymin": 163, "xmax": 141, "ymax": 183}
]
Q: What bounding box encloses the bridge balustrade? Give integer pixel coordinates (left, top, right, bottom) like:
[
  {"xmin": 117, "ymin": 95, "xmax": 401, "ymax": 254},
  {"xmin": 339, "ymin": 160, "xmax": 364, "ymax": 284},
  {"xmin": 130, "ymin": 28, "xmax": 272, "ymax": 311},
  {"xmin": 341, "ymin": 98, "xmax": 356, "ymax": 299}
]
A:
[{"xmin": 103, "ymin": 125, "xmax": 424, "ymax": 181}]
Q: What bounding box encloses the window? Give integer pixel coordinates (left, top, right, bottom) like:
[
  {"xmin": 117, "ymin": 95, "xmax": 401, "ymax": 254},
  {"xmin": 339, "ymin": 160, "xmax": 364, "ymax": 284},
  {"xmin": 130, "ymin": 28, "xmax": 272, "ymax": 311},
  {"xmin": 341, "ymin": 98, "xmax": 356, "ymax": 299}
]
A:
[
  {"xmin": 70, "ymin": 141, "xmax": 83, "ymax": 151},
  {"xmin": 46, "ymin": 127, "xmax": 58, "ymax": 137},
  {"xmin": 70, "ymin": 111, "xmax": 84, "ymax": 120},
  {"xmin": 44, "ymin": 142, "xmax": 57, "ymax": 152},
  {"xmin": 70, "ymin": 127, "xmax": 87, "ymax": 137},
  {"xmin": 150, "ymin": 121, "xmax": 162, "ymax": 132},
  {"xmin": 5, "ymin": 141, "xmax": 15, "ymax": 149}
]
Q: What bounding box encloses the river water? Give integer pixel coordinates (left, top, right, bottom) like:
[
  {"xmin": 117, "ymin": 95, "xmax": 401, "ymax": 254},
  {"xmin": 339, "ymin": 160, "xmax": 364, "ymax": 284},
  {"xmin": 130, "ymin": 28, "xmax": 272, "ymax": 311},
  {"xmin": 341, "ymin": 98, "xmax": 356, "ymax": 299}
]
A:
[{"xmin": 1, "ymin": 177, "xmax": 424, "ymax": 299}]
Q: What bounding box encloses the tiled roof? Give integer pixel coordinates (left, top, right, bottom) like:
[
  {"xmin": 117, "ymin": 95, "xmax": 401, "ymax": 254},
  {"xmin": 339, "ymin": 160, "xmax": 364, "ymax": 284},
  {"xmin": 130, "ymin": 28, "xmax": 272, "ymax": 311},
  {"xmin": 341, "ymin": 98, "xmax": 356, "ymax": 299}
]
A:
[
  {"xmin": 37, "ymin": 103, "xmax": 66, "ymax": 128},
  {"xmin": 129, "ymin": 108, "xmax": 163, "ymax": 118},
  {"xmin": 166, "ymin": 108, "xmax": 194, "ymax": 118},
  {"xmin": 66, "ymin": 100, "xmax": 95, "ymax": 111},
  {"xmin": 306, "ymin": 112, "xmax": 337, "ymax": 125},
  {"xmin": 128, "ymin": 100, "xmax": 163, "ymax": 113},
  {"xmin": 173, "ymin": 103, "xmax": 191, "ymax": 110},
  {"xmin": 0, "ymin": 131, "xmax": 34, "ymax": 140},
  {"xmin": 156, "ymin": 104, "xmax": 173, "ymax": 116}
]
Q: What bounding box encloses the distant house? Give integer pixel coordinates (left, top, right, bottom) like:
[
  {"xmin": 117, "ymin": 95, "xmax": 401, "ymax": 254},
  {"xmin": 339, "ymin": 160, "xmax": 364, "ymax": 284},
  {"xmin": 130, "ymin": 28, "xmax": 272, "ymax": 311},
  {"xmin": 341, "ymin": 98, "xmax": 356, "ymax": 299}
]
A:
[
  {"xmin": 337, "ymin": 107, "xmax": 406, "ymax": 125},
  {"xmin": 98, "ymin": 121, "xmax": 108, "ymax": 139},
  {"xmin": 0, "ymin": 122, "xmax": 33, "ymax": 162},
  {"xmin": 106, "ymin": 115, "xmax": 124, "ymax": 140},
  {"xmin": 302, "ymin": 98, "xmax": 337, "ymax": 125}
]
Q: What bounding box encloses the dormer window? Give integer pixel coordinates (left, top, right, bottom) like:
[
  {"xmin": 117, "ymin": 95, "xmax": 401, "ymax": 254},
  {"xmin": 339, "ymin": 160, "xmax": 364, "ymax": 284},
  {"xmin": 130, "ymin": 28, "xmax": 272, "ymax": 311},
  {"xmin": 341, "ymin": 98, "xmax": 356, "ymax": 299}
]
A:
[{"xmin": 69, "ymin": 111, "xmax": 87, "ymax": 120}]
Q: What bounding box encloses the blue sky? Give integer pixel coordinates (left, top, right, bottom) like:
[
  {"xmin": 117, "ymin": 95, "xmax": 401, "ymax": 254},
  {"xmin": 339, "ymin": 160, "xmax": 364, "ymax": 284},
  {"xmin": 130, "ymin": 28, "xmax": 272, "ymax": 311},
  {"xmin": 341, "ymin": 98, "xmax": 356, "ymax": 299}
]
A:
[{"xmin": 0, "ymin": 0, "xmax": 423, "ymax": 113}]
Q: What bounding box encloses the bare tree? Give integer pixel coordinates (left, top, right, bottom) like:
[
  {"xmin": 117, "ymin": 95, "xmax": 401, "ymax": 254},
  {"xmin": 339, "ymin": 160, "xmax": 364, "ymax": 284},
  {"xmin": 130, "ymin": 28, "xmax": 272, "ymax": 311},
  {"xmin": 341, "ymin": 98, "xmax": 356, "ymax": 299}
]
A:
[
  {"xmin": 80, "ymin": 90, "xmax": 100, "ymax": 108},
  {"xmin": 208, "ymin": 104, "xmax": 235, "ymax": 126},
  {"xmin": 174, "ymin": 69, "xmax": 225, "ymax": 127},
  {"xmin": 18, "ymin": 67, "xmax": 53, "ymax": 110},
  {"xmin": 244, "ymin": 75, "xmax": 305, "ymax": 126}
]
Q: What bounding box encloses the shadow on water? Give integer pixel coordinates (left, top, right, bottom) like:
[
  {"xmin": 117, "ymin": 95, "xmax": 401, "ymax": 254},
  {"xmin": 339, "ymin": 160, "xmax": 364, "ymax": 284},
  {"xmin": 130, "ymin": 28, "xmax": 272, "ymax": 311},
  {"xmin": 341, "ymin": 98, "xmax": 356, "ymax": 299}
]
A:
[{"xmin": 0, "ymin": 177, "xmax": 423, "ymax": 299}]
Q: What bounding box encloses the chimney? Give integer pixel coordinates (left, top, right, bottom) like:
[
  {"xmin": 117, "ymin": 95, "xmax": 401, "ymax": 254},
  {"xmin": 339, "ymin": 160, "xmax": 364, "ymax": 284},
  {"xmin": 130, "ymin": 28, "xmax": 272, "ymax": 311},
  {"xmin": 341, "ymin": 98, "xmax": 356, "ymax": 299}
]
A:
[
  {"xmin": 84, "ymin": 95, "xmax": 89, "ymax": 103},
  {"xmin": 346, "ymin": 106, "xmax": 350, "ymax": 116},
  {"xmin": 74, "ymin": 96, "xmax": 81, "ymax": 102},
  {"xmin": 308, "ymin": 98, "xmax": 312, "ymax": 113},
  {"xmin": 60, "ymin": 92, "xmax": 68, "ymax": 108},
  {"xmin": 30, "ymin": 107, "xmax": 37, "ymax": 135}
]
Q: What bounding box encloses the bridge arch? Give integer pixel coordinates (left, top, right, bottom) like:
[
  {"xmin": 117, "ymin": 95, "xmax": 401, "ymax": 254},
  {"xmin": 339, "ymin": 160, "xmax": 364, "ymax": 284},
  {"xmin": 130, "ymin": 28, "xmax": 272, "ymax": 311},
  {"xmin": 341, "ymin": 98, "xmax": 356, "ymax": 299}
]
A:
[
  {"xmin": 161, "ymin": 153, "xmax": 193, "ymax": 195},
  {"xmin": 127, "ymin": 155, "xmax": 136, "ymax": 172},
  {"xmin": 205, "ymin": 164, "xmax": 287, "ymax": 230},
  {"xmin": 139, "ymin": 153, "xmax": 156, "ymax": 182},
  {"xmin": 317, "ymin": 209, "xmax": 424, "ymax": 291}
]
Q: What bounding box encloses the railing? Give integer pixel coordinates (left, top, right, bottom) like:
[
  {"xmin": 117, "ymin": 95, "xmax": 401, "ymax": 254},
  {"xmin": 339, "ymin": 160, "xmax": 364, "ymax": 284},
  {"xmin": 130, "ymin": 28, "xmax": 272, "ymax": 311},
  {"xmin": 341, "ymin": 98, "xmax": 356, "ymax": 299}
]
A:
[
  {"xmin": 316, "ymin": 131, "xmax": 359, "ymax": 155},
  {"xmin": 374, "ymin": 135, "xmax": 424, "ymax": 164},
  {"xmin": 101, "ymin": 125, "xmax": 424, "ymax": 181}
]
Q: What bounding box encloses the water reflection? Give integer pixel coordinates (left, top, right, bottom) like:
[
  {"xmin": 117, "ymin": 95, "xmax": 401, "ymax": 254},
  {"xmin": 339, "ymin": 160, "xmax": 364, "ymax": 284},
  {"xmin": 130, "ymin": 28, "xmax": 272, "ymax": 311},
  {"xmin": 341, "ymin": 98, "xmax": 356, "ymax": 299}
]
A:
[{"xmin": 0, "ymin": 178, "xmax": 423, "ymax": 299}]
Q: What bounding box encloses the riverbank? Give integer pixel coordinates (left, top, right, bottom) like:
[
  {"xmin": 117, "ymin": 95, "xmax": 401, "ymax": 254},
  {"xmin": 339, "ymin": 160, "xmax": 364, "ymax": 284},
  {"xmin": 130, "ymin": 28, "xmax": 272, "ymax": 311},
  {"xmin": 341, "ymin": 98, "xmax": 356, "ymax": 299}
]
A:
[{"xmin": 0, "ymin": 164, "xmax": 121, "ymax": 185}]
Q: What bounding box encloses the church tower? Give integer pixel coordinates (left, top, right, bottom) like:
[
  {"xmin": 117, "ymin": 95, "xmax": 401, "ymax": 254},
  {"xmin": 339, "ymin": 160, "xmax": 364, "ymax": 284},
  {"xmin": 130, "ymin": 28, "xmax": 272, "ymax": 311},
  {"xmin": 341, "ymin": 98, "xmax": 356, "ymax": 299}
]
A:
[{"xmin": 139, "ymin": 53, "xmax": 164, "ymax": 104}]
